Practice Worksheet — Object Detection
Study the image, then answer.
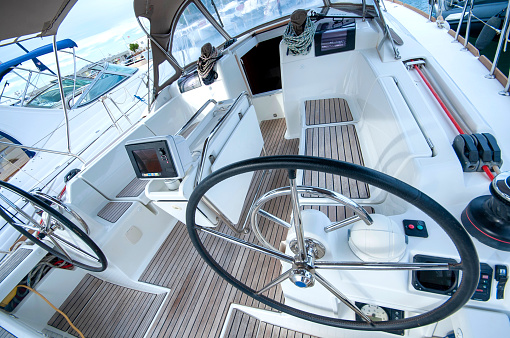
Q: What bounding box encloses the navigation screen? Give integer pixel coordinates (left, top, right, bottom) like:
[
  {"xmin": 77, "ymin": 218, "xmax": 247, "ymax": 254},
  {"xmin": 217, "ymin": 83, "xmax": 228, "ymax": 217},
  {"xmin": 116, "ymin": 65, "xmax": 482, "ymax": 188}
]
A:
[
  {"xmin": 132, "ymin": 148, "xmax": 163, "ymax": 177},
  {"xmin": 314, "ymin": 19, "xmax": 355, "ymax": 56},
  {"xmin": 416, "ymin": 270, "xmax": 457, "ymax": 292}
]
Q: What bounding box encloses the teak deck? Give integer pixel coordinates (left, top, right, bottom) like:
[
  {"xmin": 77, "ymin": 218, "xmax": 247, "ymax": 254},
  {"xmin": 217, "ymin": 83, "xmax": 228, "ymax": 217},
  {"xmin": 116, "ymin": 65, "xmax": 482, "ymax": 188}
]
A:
[
  {"xmin": 223, "ymin": 309, "xmax": 319, "ymax": 338},
  {"xmin": 304, "ymin": 124, "xmax": 369, "ymax": 199},
  {"xmin": 48, "ymin": 99, "xmax": 369, "ymax": 338},
  {"xmin": 305, "ymin": 98, "xmax": 353, "ymax": 125},
  {"xmin": 48, "ymin": 274, "xmax": 165, "ymax": 338}
]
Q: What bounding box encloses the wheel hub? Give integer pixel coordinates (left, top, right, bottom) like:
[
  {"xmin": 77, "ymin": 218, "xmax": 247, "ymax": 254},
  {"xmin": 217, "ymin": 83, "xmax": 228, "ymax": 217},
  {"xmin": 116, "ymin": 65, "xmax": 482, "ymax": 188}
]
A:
[
  {"xmin": 289, "ymin": 269, "xmax": 315, "ymax": 288},
  {"xmin": 289, "ymin": 237, "xmax": 326, "ymax": 259}
]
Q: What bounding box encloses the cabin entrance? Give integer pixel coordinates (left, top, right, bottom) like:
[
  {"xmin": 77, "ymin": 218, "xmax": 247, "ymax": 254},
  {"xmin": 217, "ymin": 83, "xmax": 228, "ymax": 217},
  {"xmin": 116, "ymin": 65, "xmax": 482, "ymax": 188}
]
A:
[{"xmin": 241, "ymin": 36, "xmax": 282, "ymax": 95}]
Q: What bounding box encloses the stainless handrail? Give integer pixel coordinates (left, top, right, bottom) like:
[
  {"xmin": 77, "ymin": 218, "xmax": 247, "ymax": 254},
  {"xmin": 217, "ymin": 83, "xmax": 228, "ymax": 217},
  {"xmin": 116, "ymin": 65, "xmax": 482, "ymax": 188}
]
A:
[
  {"xmin": 487, "ymin": 1, "xmax": 510, "ymax": 80},
  {"xmin": 454, "ymin": 0, "xmax": 471, "ymax": 42},
  {"xmin": 501, "ymin": 70, "xmax": 510, "ymax": 95},
  {"xmin": 462, "ymin": 0, "xmax": 475, "ymax": 50},
  {"xmin": 373, "ymin": 0, "xmax": 401, "ymax": 59},
  {"xmin": 191, "ymin": 91, "xmax": 251, "ymax": 234},
  {"xmin": 176, "ymin": 99, "xmax": 217, "ymax": 137},
  {"xmin": 53, "ymin": 35, "xmax": 71, "ymax": 154},
  {"xmin": 193, "ymin": 91, "xmax": 249, "ymax": 188},
  {"xmin": 0, "ymin": 141, "xmax": 85, "ymax": 163}
]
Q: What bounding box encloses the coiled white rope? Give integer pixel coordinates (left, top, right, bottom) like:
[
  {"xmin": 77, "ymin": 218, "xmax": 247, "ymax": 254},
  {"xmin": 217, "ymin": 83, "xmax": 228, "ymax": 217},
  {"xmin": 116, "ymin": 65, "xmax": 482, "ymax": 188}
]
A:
[{"xmin": 283, "ymin": 16, "xmax": 316, "ymax": 55}]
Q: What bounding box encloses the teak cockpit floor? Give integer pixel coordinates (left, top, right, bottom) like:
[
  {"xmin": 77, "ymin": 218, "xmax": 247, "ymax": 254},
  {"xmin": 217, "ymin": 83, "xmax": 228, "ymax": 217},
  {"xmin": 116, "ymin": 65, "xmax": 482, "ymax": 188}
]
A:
[
  {"xmin": 139, "ymin": 118, "xmax": 299, "ymax": 338},
  {"xmin": 224, "ymin": 309, "xmax": 320, "ymax": 338},
  {"xmin": 305, "ymin": 98, "xmax": 353, "ymax": 125},
  {"xmin": 48, "ymin": 115, "xmax": 370, "ymax": 338},
  {"xmin": 48, "ymin": 274, "xmax": 165, "ymax": 338}
]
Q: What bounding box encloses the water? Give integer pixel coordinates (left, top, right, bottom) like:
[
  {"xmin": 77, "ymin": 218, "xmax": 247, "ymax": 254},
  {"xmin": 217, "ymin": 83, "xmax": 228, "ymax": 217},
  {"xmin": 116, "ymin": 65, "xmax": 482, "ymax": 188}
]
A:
[
  {"xmin": 400, "ymin": 0, "xmax": 430, "ymax": 12},
  {"xmin": 398, "ymin": 0, "xmax": 509, "ymax": 76}
]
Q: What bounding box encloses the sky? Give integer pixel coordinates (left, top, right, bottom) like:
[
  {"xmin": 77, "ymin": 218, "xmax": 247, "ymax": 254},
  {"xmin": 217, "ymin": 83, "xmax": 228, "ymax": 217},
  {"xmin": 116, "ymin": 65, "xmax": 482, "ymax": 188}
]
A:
[{"xmin": 0, "ymin": 0, "xmax": 146, "ymax": 99}]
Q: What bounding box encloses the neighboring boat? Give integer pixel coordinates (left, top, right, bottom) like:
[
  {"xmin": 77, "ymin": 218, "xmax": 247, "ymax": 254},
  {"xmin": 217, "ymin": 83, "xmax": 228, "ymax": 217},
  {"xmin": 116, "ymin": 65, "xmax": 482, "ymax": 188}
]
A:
[
  {"xmin": 0, "ymin": 12, "xmax": 150, "ymax": 249},
  {"xmin": 0, "ymin": 0, "xmax": 509, "ymax": 337},
  {"xmin": 441, "ymin": 0, "xmax": 508, "ymax": 34}
]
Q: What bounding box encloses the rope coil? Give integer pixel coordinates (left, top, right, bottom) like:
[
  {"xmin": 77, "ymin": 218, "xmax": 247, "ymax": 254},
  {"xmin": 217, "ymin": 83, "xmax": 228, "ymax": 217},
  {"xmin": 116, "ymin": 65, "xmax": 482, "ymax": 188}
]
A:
[
  {"xmin": 283, "ymin": 12, "xmax": 316, "ymax": 55},
  {"xmin": 197, "ymin": 43, "xmax": 221, "ymax": 85}
]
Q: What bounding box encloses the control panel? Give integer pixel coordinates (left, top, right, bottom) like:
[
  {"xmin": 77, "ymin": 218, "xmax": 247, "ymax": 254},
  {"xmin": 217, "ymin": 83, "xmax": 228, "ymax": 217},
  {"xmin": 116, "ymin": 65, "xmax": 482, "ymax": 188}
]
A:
[
  {"xmin": 471, "ymin": 263, "xmax": 492, "ymax": 301},
  {"xmin": 403, "ymin": 219, "xmax": 428, "ymax": 238}
]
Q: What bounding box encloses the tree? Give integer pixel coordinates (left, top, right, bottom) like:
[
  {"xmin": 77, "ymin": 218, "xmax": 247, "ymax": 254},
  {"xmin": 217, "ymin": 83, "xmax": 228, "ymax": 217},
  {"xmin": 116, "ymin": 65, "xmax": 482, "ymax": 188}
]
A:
[{"xmin": 129, "ymin": 43, "xmax": 139, "ymax": 53}]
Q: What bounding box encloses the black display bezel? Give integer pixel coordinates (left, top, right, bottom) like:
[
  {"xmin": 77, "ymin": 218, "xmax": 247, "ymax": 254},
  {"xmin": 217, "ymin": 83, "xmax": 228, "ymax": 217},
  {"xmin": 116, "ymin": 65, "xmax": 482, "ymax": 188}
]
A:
[
  {"xmin": 126, "ymin": 140, "xmax": 180, "ymax": 179},
  {"xmin": 314, "ymin": 19, "xmax": 356, "ymax": 56},
  {"xmin": 412, "ymin": 255, "xmax": 459, "ymax": 296}
]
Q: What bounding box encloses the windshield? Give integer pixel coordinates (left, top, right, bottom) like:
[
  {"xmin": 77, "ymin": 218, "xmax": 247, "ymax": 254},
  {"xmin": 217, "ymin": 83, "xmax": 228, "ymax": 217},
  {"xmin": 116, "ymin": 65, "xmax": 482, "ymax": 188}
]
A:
[
  {"xmin": 78, "ymin": 73, "xmax": 128, "ymax": 106},
  {"xmin": 172, "ymin": 3, "xmax": 226, "ymax": 67},
  {"xmin": 26, "ymin": 78, "xmax": 93, "ymax": 108},
  {"xmin": 106, "ymin": 63, "xmax": 138, "ymax": 75},
  {"xmin": 200, "ymin": 0, "xmax": 324, "ymax": 37}
]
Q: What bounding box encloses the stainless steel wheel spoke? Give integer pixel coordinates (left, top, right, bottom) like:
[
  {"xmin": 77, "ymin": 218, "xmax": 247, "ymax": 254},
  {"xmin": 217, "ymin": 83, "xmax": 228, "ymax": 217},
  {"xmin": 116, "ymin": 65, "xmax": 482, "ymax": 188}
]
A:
[
  {"xmin": 50, "ymin": 233, "xmax": 100, "ymax": 261},
  {"xmin": 324, "ymin": 215, "xmax": 361, "ymax": 232},
  {"xmin": 315, "ymin": 261, "xmax": 456, "ymax": 271},
  {"xmin": 0, "ymin": 193, "xmax": 39, "ymax": 225},
  {"xmin": 196, "ymin": 226, "xmax": 294, "ymax": 263},
  {"xmin": 288, "ymin": 170, "xmax": 307, "ymax": 261},
  {"xmin": 257, "ymin": 209, "xmax": 291, "ymax": 228},
  {"xmin": 314, "ymin": 272, "xmax": 374, "ymax": 324},
  {"xmin": 12, "ymin": 222, "xmax": 40, "ymax": 231},
  {"xmin": 256, "ymin": 268, "xmax": 293, "ymax": 295},
  {"xmin": 47, "ymin": 234, "xmax": 74, "ymax": 263}
]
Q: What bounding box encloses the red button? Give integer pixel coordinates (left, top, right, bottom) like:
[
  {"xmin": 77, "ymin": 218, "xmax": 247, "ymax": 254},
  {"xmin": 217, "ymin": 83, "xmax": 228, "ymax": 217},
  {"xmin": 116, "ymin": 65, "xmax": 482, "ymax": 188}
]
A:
[{"xmin": 408, "ymin": 224, "xmax": 415, "ymax": 229}]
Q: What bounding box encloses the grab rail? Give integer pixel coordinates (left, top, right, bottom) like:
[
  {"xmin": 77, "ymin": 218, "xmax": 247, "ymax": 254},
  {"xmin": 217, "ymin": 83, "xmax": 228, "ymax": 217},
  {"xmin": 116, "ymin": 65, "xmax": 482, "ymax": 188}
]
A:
[
  {"xmin": 176, "ymin": 99, "xmax": 217, "ymax": 137},
  {"xmin": 191, "ymin": 91, "xmax": 251, "ymax": 234},
  {"xmin": 0, "ymin": 141, "xmax": 85, "ymax": 164},
  {"xmin": 374, "ymin": 0, "xmax": 401, "ymax": 59},
  {"xmin": 193, "ymin": 91, "xmax": 249, "ymax": 188}
]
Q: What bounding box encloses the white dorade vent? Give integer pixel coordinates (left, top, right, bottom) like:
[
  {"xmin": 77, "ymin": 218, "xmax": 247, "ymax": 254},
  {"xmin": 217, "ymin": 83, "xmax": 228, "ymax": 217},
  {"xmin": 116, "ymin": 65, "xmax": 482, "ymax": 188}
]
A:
[
  {"xmin": 0, "ymin": 248, "xmax": 32, "ymax": 284},
  {"xmin": 97, "ymin": 202, "xmax": 132, "ymax": 223},
  {"xmin": 116, "ymin": 178, "xmax": 148, "ymax": 198}
]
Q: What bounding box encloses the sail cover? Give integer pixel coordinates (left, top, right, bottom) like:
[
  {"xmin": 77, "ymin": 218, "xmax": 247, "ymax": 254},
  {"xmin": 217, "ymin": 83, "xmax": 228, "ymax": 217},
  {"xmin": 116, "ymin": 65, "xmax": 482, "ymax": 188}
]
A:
[{"xmin": 0, "ymin": 0, "xmax": 78, "ymax": 41}]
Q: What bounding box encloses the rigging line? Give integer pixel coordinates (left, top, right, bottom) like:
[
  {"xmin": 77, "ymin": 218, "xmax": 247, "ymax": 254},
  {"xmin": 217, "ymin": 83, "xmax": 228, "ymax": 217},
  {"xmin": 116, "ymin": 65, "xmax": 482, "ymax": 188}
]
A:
[
  {"xmin": 414, "ymin": 64, "xmax": 495, "ymax": 180},
  {"xmin": 15, "ymin": 285, "xmax": 85, "ymax": 338},
  {"xmin": 414, "ymin": 65, "xmax": 465, "ymax": 135},
  {"xmin": 450, "ymin": 4, "xmax": 503, "ymax": 34}
]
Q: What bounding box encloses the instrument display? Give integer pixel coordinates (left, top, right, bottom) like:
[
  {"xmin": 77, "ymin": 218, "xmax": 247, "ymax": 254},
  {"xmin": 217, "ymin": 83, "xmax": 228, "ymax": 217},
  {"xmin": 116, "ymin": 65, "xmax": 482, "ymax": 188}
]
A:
[{"xmin": 125, "ymin": 135, "xmax": 192, "ymax": 180}]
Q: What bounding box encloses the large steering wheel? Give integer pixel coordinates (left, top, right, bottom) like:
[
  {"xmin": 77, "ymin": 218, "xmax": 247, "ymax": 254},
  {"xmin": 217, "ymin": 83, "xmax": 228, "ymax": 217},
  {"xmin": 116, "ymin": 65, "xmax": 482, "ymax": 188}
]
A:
[
  {"xmin": 0, "ymin": 181, "xmax": 107, "ymax": 272},
  {"xmin": 186, "ymin": 156, "xmax": 479, "ymax": 331}
]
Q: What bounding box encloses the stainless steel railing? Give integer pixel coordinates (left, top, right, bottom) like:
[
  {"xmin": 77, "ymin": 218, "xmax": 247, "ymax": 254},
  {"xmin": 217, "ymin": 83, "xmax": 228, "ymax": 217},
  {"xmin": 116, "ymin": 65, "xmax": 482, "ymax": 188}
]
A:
[{"xmin": 441, "ymin": 0, "xmax": 510, "ymax": 95}]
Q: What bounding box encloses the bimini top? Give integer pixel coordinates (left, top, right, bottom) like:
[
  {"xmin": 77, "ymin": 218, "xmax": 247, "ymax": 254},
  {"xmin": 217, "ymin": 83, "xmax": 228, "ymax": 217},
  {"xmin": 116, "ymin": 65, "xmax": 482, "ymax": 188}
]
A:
[
  {"xmin": 0, "ymin": 39, "xmax": 78, "ymax": 81},
  {"xmin": 0, "ymin": 0, "xmax": 78, "ymax": 42},
  {"xmin": 133, "ymin": 0, "xmax": 379, "ymax": 94}
]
